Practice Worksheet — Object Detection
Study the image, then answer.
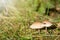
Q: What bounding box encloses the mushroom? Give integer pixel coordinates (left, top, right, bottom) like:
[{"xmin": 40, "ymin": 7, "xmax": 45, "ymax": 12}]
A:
[
  {"xmin": 42, "ymin": 20, "xmax": 53, "ymax": 34},
  {"xmin": 30, "ymin": 22, "xmax": 45, "ymax": 33},
  {"xmin": 42, "ymin": 20, "xmax": 53, "ymax": 27}
]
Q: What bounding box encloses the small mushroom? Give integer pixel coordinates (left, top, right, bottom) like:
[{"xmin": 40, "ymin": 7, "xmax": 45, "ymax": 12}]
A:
[
  {"xmin": 43, "ymin": 20, "xmax": 53, "ymax": 27},
  {"xmin": 30, "ymin": 22, "xmax": 45, "ymax": 29},
  {"xmin": 42, "ymin": 20, "xmax": 53, "ymax": 34},
  {"xmin": 30, "ymin": 22, "xmax": 45, "ymax": 33}
]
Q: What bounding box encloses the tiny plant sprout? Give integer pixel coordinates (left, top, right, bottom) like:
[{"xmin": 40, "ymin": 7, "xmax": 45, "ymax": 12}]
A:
[
  {"xmin": 57, "ymin": 22, "xmax": 60, "ymax": 28},
  {"xmin": 30, "ymin": 22, "xmax": 45, "ymax": 33}
]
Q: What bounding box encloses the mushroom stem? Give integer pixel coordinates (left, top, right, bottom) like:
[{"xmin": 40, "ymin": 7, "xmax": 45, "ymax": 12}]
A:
[
  {"xmin": 45, "ymin": 27, "xmax": 49, "ymax": 34},
  {"xmin": 38, "ymin": 29, "xmax": 41, "ymax": 34}
]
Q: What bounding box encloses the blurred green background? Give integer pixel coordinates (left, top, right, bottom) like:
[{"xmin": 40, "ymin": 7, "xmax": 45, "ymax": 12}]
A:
[{"xmin": 0, "ymin": 0, "xmax": 60, "ymax": 40}]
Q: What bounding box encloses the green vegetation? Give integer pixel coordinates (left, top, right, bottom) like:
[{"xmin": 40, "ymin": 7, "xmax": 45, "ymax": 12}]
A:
[{"xmin": 0, "ymin": 0, "xmax": 60, "ymax": 40}]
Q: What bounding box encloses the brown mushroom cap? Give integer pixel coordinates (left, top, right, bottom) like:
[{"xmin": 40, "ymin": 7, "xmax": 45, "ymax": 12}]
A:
[
  {"xmin": 42, "ymin": 20, "xmax": 53, "ymax": 27},
  {"xmin": 30, "ymin": 22, "xmax": 45, "ymax": 29}
]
